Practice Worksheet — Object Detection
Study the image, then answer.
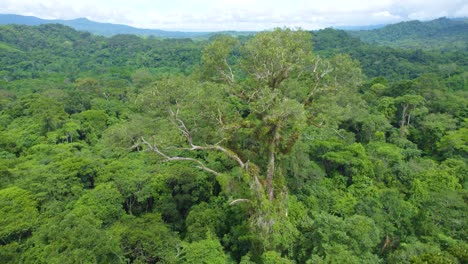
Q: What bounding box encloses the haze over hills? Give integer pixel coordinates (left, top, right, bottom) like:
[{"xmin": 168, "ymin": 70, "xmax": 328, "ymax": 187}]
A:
[
  {"xmin": 0, "ymin": 13, "xmax": 388, "ymax": 36},
  {"xmin": 0, "ymin": 14, "xmax": 211, "ymax": 38},
  {"xmin": 1, "ymin": 13, "xmax": 467, "ymax": 51}
]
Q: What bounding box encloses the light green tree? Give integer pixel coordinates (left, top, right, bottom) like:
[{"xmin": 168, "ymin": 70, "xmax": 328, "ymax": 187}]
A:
[{"xmin": 0, "ymin": 186, "xmax": 38, "ymax": 262}]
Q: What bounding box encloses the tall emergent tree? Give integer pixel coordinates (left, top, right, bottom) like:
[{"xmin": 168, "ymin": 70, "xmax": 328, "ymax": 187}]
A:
[{"xmin": 138, "ymin": 28, "xmax": 363, "ymax": 250}]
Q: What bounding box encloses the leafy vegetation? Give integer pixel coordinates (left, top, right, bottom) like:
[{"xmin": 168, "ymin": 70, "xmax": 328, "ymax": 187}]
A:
[{"xmin": 0, "ymin": 21, "xmax": 466, "ymax": 263}]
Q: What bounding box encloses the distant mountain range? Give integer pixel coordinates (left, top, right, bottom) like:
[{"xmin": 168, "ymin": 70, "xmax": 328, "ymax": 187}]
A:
[
  {"xmin": 1, "ymin": 14, "xmax": 391, "ymax": 37},
  {"xmin": 0, "ymin": 14, "xmax": 213, "ymax": 38},
  {"xmin": 334, "ymin": 24, "xmax": 386, "ymax": 30},
  {"xmin": 347, "ymin": 17, "xmax": 468, "ymax": 51},
  {"xmin": 0, "ymin": 13, "xmax": 467, "ymax": 50}
]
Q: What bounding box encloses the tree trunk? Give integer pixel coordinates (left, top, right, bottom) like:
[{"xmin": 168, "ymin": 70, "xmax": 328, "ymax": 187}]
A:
[
  {"xmin": 267, "ymin": 150, "xmax": 275, "ymax": 201},
  {"xmin": 266, "ymin": 125, "xmax": 279, "ymax": 201},
  {"xmin": 400, "ymin": 104, "xmax": 409, "ymax": 137}
]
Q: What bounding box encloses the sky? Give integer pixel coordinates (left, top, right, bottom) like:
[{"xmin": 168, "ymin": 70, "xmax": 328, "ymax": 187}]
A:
[{"xmin": 0, "ymin": 0, "xmax": 467, "ymax": 31}]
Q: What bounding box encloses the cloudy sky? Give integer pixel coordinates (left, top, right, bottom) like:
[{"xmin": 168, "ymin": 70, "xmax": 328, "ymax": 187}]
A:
[{"xmin": 1, "ymin": 0, "xmax": 467, "ymax": 31}]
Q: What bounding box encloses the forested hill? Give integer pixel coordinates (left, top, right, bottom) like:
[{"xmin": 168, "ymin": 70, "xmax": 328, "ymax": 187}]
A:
[
  {"xmin": 0, "ymin": 23, "xmax": 205, "ymax": 81},
  {"xmin": 0, "ymin": 24, "xmax": 467, "ymax": 264},
  {"xmin": 0, "ymin": 14, "xmax": 256, "ymax": 38},
  {"xmin": 348, "ymin": 17, "xmax": 468, "ymax": 51},
  {"xmin": 312, "ymin": 28, "xmax": 467, "ymax": 80},
  {"xmin": 1, "ymin": 23, "xmax": 465, "ymax": 83},
  {"xmin": 0, "ymin": 14, "xmax": 209, "ymax": 38}
]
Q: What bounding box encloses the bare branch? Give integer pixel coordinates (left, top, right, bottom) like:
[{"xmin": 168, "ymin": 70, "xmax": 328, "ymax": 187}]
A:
[
  {"xmin": 252, "ymin": 174, "xmax": 264, "ymax": 201},
  {"xmin": 223, "ymin": 58, "xmax": 235, "ymax": 84},
  {"xmin": 305, "ymin": 57, "xmax": 333, "ymax": 105},
  {"xmin": 309, "ymin": 122, "xmax": 346, "ymax": 140},
  {"xmin": 169, "ymin": 158, "xmax": 220, "ymax": 176},
  {"xmin": 141, "ymin": 104, "xmax": 248, "ymax": 178},
  {"xmin": 169, "ymin": 107, "xmax": 193, "ymax": 145},
  {"xmin": 175, "ymin": 144, "xmax": 246, "ymax": 169},
  {"xmin": 229, "ymin": 198, "xmax": 250, "ymax": 205},
  {"xmin": 140, "ymin": 136, "xmax": 170, "ymax": 159},
  {"xmin": 141, "ymin": 136, "xmax": 221, "ymax": 176},
  {"xmin": 331, "ymin": 128, "xmax": 346, "ymax": 140},
  {"xmin": 217, "ymin": 108, "xmax": 225, "ymax": 127},
  {"xmin": 168, "ymin": 106, "xmax": 247, "ymax": 169}
]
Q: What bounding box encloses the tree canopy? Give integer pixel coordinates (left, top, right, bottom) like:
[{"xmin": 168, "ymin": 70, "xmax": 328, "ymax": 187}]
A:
[{"xmin": 0, "ymin": 23, "xmax": 466, "ymax": 263}]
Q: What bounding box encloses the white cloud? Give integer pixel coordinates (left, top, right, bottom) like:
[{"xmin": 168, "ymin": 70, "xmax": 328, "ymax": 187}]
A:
[
  {"xmin": 454, "ymin": 4, "xmax": 468, "ymax": 17},
  {"xmin": 0, "ymin": 0, "xmax": 134, "ymax": 24},
  {"xmin": 0, "ymin": 0, "xmax": 466, "ymax": 31}
]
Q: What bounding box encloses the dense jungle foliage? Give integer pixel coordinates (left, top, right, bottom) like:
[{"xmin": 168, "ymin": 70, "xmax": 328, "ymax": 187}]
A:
[{"xmin": 0, "ymin": 20, "xmax": 466, "ymax": 263}]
